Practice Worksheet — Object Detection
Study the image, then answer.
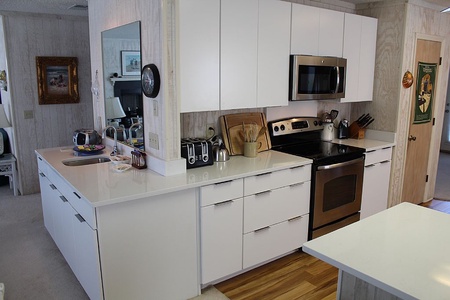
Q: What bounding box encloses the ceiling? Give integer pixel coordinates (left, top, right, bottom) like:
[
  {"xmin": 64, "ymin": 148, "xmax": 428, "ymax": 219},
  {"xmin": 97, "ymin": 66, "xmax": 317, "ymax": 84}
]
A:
[{"xmin": 0, "ymin": 0, "xmax": 448, "ymax": 17}]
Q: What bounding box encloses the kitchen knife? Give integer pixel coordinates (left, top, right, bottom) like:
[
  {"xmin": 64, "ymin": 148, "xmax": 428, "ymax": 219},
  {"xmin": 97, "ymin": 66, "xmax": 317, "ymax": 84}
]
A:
[
  {"xmin": 362, "ymin": 118, "xmax": 375, "ymax": 128},
  {"xmin": 356, "ymin": 114, "xmax": 366, "ymax": 124}
]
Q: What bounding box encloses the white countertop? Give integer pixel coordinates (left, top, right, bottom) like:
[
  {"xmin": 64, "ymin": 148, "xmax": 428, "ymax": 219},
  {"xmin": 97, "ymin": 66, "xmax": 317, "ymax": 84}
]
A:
[
  {"xmin": 332, "ymin": 129, "xmax": 396, "ymax": 151},
  {"xmin": 35, "ymin": 147, "xmax": 311, "ymax": 207},
  {"xmin": 303, "ymin": 202, "xmax": 450, "ymax": 300}
]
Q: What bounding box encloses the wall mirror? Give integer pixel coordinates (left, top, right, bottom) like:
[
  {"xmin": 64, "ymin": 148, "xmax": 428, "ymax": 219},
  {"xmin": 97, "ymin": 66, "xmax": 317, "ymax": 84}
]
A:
[{"xmin": 101, "ymin": 21, "xmax": 144, "ymax": 150}]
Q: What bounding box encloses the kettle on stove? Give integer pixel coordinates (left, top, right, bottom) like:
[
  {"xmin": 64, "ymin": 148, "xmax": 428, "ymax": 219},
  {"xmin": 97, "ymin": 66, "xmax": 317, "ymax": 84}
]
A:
[{"xmin": 338, "ymin": 119, "xmax": 349, "ymax": 139}]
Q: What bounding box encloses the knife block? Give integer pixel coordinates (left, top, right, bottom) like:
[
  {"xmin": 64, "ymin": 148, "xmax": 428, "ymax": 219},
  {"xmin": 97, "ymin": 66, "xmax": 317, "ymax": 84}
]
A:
[{"xmin": 349, "ymin": 122, "xmax": 366, "ymax": 139}]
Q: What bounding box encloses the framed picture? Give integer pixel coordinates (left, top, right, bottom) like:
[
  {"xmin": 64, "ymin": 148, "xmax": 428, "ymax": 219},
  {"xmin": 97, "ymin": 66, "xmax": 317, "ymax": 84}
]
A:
[
  {"xmin": 121, "ymin": 50, "xmax": 141, "ymax": 76},
  {"xmin": 36, "ymin": 56, "xmax": 79, "ymax": 105}
]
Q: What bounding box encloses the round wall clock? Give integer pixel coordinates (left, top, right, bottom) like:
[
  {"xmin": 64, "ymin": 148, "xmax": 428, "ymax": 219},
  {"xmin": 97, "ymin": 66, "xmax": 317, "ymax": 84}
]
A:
[{"xmin": 141, "ymin": 64, "xmax": 160, "ymax": 98}]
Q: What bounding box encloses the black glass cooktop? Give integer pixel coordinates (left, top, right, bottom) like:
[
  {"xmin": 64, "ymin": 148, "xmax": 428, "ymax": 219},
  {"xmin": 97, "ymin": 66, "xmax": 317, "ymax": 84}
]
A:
[{"xmin": 272, "ymin": 140, "xmax": 365, "ymax": 166}]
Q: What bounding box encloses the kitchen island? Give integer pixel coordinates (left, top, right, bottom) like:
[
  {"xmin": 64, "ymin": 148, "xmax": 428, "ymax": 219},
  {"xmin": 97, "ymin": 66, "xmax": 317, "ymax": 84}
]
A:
[
  {"xmin": 303, "ymin": 202, "xmax": 450, "ymax": 300},
  {"xmin": 35, "ymin": 146, "xmax": 311, "ymax": 300}
]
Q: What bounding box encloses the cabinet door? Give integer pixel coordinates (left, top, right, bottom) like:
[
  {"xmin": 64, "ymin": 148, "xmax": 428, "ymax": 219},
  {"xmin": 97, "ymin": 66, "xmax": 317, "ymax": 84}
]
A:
[
  {"xmin": 178, "ymin": 0, "xmax": 220, "ymax": 112},
  {"xmin": 221, "ymin": 0, "xmax": 258, "ymax": 109},
  {"xmin": 72, "ymin": 213, "xmax": 103, "ymax": 300},
  {"xmin": 342, "ymin": 13, "xmax": 361, "ymax": 102},
  {"xmin": 342, "ymin": 14, "xmax": 377, "ymax": 102},
  {"xmin": 257, "ymin": 0, "xmax": 291, "ymax": 107},
  {"xmin": 318, "ymin": 9, "xmax": 344, "ymax": 57},
  {"xmin": 361, "ymin": 161, "xmax": 391, "ymax": 219},
  {"xmin": 38, "ymin": 172, "xmax": 56, "ymax": 239},
  {"xmin": 358, "ymin": 16, "xmax": 377, "ymax": 101},
  {"xmin": 291, "ymin": 4, "xmax": 320, "ymax": 55},
  {"xmin": 201, "ymin": 198, "xmax": 243, "ymax": 284}
]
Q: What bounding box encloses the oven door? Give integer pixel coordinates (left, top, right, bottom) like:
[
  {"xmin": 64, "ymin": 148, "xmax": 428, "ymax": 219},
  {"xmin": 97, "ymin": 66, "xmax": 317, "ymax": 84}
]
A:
[{"xmin": 312, "ymin": 156, "xmax": 364, "ymax": 231}]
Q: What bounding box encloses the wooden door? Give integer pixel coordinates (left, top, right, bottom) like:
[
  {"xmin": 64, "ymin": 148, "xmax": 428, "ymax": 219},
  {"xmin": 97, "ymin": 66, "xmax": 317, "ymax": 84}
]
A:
[{"xmin": 402, "ymin": 39, "xmax": 441, "ymax": 204}]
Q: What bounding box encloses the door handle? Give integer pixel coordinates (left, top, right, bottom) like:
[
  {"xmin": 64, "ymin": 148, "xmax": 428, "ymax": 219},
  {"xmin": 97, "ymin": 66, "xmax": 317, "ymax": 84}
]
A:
[
  {"xmin": 408, "ymin": 135, "xmax": 417, "ymax": 141},
  {"xmin": 445, "ymin": 109, "xmax": 449, "ymax": 113}
]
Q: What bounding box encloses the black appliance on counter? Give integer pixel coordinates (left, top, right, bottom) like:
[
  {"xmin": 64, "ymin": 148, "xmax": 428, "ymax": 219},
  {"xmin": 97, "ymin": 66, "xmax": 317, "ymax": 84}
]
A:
[
  {"xmin": 268, "ymin": 117, "xmax": 365, "ymax": 240},
  {"xmin": 181, "ymin": 138, "xmax": 213, "ymax": 169}
]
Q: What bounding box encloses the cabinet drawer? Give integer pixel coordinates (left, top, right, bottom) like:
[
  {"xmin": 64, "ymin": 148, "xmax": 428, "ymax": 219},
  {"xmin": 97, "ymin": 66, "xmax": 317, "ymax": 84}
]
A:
[
  {"xmin": 60, "ymin": 180, "xmax": 97, "ymax": 230},
  {"xmin": 37, "ymin": 155, "xmax": 50, "ymax": 176},
  {"xmin": 200, "ymin": 178, "xmax": 243, "ymax": 207},
  {"xmin": 244, "ymin": 164, "xmax": 311, "ymax": 196},
  {"xmin": 365, "ymin": 147, "xmax": 392, "ymax": 166},
  {"xmin": 243, "ymin": 181, "xmax": 310, "ymax": 233},
  {"xmin": 243, "ymin": 214, "xmax": 308, "ymax": 269}
]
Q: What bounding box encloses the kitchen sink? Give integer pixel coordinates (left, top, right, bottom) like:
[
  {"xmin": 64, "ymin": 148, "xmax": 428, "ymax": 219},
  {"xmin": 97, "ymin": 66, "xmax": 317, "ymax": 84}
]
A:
[{"xmin": 62, "ymin": 157, "xmax": 111, "ymax": 166}]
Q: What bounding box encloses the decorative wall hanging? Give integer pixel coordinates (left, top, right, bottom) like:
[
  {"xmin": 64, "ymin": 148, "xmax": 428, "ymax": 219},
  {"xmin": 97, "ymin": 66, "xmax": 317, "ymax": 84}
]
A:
[
  {"xmin": 414, "ymin": 62, "xmax": 437, "ymax": 124},
  {"xmin": 121, "ymin": 51, "xmax": 141, "ymax": 76},
  {"xmin": 36, "ymin": 56, "xmax": 79, "ymax": 105},
  {"xmin": 402, "ymin": 70, "xmax": 413, "ymax": 88}
]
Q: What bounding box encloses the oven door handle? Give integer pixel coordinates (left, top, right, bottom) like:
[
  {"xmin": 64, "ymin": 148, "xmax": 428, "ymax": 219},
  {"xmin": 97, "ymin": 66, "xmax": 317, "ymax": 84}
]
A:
[{"xmin": 317, "ymin": 156, "xmax": 364, "ymax": 170}]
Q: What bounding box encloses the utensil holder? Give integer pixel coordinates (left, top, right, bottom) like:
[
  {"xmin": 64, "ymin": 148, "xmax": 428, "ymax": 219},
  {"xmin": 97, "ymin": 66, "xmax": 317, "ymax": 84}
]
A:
[{"xmin": 349, "ymin": 122, "xmax": 365, "ymax": 139}]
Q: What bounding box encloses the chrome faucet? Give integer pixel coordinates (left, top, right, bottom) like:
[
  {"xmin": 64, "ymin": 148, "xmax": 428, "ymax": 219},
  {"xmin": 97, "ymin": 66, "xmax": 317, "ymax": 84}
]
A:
[
  {"xmin": 128, "ymin": 122, "xmax": 143, "ymax": 147},
  {"xmin": 102, "ymin": 125, "xmax": 119, "ymax": 156}
]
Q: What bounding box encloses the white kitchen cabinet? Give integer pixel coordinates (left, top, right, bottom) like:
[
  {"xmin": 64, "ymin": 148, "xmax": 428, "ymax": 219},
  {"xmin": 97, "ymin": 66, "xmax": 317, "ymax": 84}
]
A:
[
  {"xmin": 37, "ymin": 156, "xmax": 102, "ymax": 300},
  {"xmin": 257, "ymin": 0, "xmax": 291, "ymax": 108},
  {"xmin": 178, "ymin": 0, "xmax": 220, "ymax": 113},
  {"xmin": 200, "ymin": 179, "xmax": 243, "ymax": 284},
  {"xmin": 291, "ymin": 4, "xmax": 344, "ymax": 57},
  {"xmin": 361, "ymin": 147, "xmax": 392, "ymax": 219},
  {"xmin": 342, "ymin": 13, "xmax": 378, "ymax": 102},
  {"xmin": 221, "ymin": 0, "xmax": 258, "ymax": 109},
  {"xmin": 242, "ymin": 166, "xmax": 311, "ymax": 268},
  {"xmin": 178, "ymin": 0, "xmax": 291, "ymax": 111}
]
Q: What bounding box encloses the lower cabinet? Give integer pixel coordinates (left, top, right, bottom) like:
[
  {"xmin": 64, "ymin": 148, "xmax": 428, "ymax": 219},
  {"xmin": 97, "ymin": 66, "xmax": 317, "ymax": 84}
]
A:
[
  {"xmin": 361, "ymin": 147, "xmax": 393, "ymax": 219},
  {"xmin": 38, "ymin": 160, "xmax": 102, "ymax": 300},
  {"xmin": 200, "ymin": 165, "xmax": 311, "ymax": 285}
]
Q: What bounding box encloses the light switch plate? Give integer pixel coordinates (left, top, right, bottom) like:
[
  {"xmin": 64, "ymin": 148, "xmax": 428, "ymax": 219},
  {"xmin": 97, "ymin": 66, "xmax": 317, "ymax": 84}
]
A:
[{"xmin": 24, "ymin": 110, "xmax": 34, "ymax": 119}]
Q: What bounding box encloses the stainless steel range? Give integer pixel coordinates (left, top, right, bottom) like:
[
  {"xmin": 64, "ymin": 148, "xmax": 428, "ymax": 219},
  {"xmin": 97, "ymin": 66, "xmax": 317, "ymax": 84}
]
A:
[{"xmin": 268, "ymin": 117, "xmax": 365, "ymax": 239}]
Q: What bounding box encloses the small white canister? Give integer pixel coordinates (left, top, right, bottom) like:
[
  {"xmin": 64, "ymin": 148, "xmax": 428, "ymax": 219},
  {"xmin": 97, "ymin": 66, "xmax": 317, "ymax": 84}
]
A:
[{"xmin": 321, "ymin": 122, "xmax": 334, "ymax": 141}]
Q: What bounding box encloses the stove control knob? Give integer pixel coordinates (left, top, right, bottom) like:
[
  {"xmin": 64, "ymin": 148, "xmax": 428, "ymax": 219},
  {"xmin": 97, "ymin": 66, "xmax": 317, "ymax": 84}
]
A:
[
  {"xmin": 274, "ymin": 126, "xmax": 279, "ymax": 132},
  {"xmin": 280, "ymin": 125, "xmax": 285, "ymax": 131},
  {"xmin": 314, "ymin": 121, "xmax": 319, "ymax": 126}
]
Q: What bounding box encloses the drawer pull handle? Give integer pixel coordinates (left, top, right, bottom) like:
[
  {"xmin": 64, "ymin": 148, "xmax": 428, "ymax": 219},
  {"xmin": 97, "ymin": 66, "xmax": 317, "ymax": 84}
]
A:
[
  {"xmin": 290, "ymin": 182, "xmax": 304, "ymax": 188},
  {"xmin": 256, "ymin": 172, "xmax": 271, "ymax": 177},
  {"xmin": 288, "ymin": 216, "xmax": 302, "ymax": 222},
  {"xmin": 39, "ymin": 172, "xmax": 45, "ymax": 177},
  {"xmin": 75, "ymin": 214, "xmax": 86, "ymax": 223},
  {"xmin": 214, "ymin": 200, "xmax": 233, "ymax": 206},
  {"xmin": 380, "ymin": 160, "xmax": 390, "ymax": 164},
  {"xmin": 38, "ymin": 157, "xmax": 43, "ymax": 161},
  {"xmin": 59, "ymin": 196, "xmax": 68, "ymax": 203},
  {"xmin": 254, "ymin": 226, "xmax": 270, "ymax": 233},
  {"xmin": 255, "ymin": 190, "xmax": 271, "ymax": 197},
  {"xmin": 214, "ymin": 180, "xmax": 232, "ymax": 185},
  {"xmin": 49, "ymin": 184, "xmax": 57, "ymax": 190},
  {"xmin": 366, "ymin": 150, "xmax": 376, "ymax": 153},
  {"xmin": 365, "ymin": 164, "xmax": 376, "ymax": 168},
  {"xmin": 73, "ymin": 192, "xmax": 81, "ymax": 199}
]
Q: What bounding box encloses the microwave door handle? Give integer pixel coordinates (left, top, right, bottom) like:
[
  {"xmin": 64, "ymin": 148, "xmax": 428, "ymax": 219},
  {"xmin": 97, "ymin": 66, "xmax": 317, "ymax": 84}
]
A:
[{"xmin": 334, "ymin": 66, "xmax": 340, "ymax": 93}]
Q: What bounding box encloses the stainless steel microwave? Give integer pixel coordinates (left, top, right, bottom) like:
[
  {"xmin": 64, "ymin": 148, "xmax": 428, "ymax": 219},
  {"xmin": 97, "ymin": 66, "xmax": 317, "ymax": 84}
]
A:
[{"xmin": 289, "ymin": 55, "xmax": 347, "ymax": 101}]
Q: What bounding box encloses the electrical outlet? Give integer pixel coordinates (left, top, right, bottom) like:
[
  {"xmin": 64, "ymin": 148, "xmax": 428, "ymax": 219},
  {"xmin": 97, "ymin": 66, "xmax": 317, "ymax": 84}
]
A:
[
  {"xmin": 206, "ymin": 123, "xmax": 215, "ymax": 138},
  {"xmin": 24, "ymin": 110, "xmax": 34, "ymax": 119},
  {"xmin": 148, "ymin": 132, "xmax": 159, "ymax": 150}
]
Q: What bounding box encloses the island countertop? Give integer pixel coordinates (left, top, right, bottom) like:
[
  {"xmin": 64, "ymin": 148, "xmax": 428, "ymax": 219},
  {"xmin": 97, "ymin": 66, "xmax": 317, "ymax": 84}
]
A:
[
  {"xmin": 303, "ymin": 202, "xmax": 450, "ymax": 300},
  {"xmin": 35, "ymin": 147, "xmax": 311, "ymax": 207}
]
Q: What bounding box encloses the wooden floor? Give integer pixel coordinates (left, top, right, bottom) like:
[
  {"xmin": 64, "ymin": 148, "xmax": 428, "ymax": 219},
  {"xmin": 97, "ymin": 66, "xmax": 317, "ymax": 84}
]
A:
[{"xmin": 215, "ymin": 200, "xmax": 450, "ymax": 300}]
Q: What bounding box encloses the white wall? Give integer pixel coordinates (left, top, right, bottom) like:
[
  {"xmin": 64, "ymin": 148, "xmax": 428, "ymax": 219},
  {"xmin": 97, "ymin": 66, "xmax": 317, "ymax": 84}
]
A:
[{"xmin": 1, "ymin": 12, "xmax": 92, "ymax": 194}]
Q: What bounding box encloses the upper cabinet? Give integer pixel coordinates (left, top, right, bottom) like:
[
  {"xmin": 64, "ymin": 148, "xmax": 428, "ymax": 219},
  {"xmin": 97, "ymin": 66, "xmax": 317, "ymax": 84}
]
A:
[
  {"xmin": 342, "ymin": 13, "xmax": 378, "ymax": 102},
  {"xmin": 178, "ymin": 0, "xmax": 220, "ymax": 112},
  {"xmin": 220, "ymin": 0, "xmax": 258, "ymax": 110},
  {"xmin": 291, "ymin": 4, "xmax": 344, "ymax": 57},
  {"xmin": 178, "ymin": 0, "xmax": 291, "ymax": 112}
]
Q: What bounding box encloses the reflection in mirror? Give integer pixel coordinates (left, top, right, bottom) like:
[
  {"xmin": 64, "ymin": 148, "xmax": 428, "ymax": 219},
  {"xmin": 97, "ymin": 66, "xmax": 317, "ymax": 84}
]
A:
[{"xmin": 102, "ymin": 21, "xmax": 144, "ymax": 150}]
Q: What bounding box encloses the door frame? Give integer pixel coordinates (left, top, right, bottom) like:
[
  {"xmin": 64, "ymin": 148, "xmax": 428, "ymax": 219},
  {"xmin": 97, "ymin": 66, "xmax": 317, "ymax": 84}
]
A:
[{"xmin": 405, "ymin": 33, "xmax": 448, "ymax": 202}]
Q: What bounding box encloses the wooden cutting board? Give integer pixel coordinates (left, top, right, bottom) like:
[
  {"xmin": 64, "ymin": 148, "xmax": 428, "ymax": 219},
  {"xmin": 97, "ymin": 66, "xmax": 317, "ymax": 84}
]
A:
[{"xmin": 220, "ymin": 112, "xmax": 271, "ymax": 155}]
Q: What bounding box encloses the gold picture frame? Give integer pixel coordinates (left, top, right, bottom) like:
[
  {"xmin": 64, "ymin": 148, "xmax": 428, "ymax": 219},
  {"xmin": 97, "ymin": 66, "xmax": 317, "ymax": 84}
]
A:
[{"xmin": 36, "ymin": 56, "xmax": 79, "ymax": 105}]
